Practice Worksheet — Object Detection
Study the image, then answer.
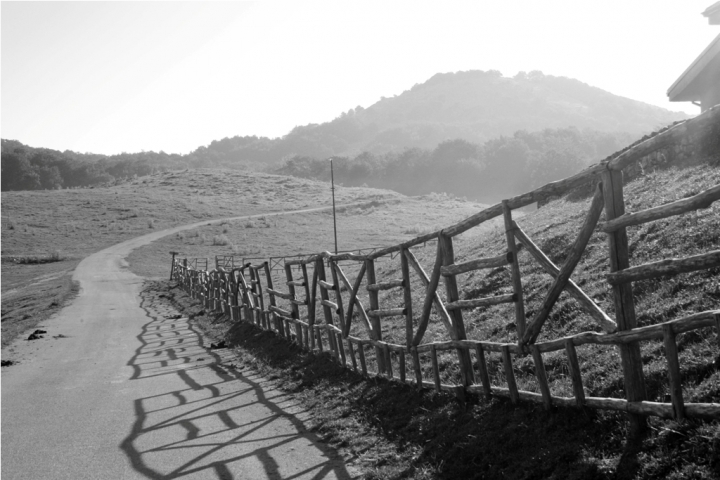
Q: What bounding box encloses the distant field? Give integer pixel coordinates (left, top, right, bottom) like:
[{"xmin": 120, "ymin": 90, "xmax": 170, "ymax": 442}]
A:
[
  {"xmin": 126, "ymin": 192, "xmax": 497, "ymax": 279},
  {"xmin": 0, "ymin": 169, "xmax": 405, "ymax": 345},
  {"xmin": 1, "ymin": 169, "xmax": 400, "ymax": 257},
  {"xmin": 2, "ymin": 168, "xmax": 492, "ymax": 345}
]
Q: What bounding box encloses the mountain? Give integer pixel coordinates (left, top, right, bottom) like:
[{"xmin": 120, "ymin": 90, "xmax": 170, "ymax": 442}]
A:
[
  {"xmin": 2, "ymin": 70, "xmax": 692, "ymax": 191},
  {"xmin": 202, "ymin": 70, "xmax": 690, "ymax": 162}
]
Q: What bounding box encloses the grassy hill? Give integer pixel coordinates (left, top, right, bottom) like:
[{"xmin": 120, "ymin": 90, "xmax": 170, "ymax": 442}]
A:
[
  {"xmin": 0, "ymin": 170, "xmax": 403, "ymax": 346},
  {"xmin": 2, "ymin": 70, "xmax": 690, "ymax": 192},
  {"xmin": 208, "ymin": 70, "xmax": 689, "ymax": 161}
]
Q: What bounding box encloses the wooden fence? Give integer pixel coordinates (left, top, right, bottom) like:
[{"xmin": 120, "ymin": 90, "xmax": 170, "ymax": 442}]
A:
[{"xmin": 171, "ymin": 105, "xmax": 720, "ymax": 427}]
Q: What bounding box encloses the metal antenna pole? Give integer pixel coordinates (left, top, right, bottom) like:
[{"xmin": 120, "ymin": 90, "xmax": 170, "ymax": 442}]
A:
[{"xmin": 330, "ymin": 158, "xmax": 338, "ymax": 254}]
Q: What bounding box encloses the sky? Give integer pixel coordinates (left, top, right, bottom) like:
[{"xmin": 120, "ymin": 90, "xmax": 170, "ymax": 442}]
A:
[{"xmin": 2, "ymin": 1, "xmax": 718, "ymax": 155}]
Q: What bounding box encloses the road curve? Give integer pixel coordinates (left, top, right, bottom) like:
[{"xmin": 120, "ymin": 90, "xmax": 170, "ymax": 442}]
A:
[{"xmin": 1, "ymin": 207, "xmax": 361, "ymax": 480}]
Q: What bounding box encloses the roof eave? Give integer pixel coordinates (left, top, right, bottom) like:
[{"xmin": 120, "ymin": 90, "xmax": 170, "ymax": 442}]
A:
[{"xmin": 668, "ymin": 33, "xmax": 720, "ymax": 101}]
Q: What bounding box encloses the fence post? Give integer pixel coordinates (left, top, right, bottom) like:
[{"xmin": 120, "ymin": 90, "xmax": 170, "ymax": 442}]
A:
[
  {"xmin": 401, "ymin": 248, "xmax": 413, "ymax": 350},
  {"xmin": 316, "ymin": 258, "xmax": 334, "ymax": 352},
  {"xmin": 438, "ymin": 233, "xmax": 474, "ymax": 388},
  {"xmin": 169, "ymin": 251, "xmax": 179, "ymax": 281},
  {"xmin": 263, "ymin": 262, "xmax": 279, "ymax": 334},
  {"xmin": 284, "ymin": 263, "xmax": 300, "ymax": 343},
  {"xmin": 365, "ymin": 258, "xmax": 387, "ymax": 374},
  {"xmin": 602, "ymin": 169, "xmax": 648, "ymax": 437},
  {"xmin": 252, "ymin": 267, "xmax": 268, "ymax": 329},
  {"xmin": 502, "ymin": 202, "xmax": 526, "ymax": 340}
]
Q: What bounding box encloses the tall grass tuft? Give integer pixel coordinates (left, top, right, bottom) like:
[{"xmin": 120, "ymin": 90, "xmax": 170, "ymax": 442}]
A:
[{"xmin": 212, "ymin": 234, "xmax": 231, "ymax": 246}]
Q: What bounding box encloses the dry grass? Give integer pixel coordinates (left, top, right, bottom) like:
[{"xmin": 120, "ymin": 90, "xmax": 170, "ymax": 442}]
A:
[
  {"xmin": 0, "ymin": 168, "xmax": 403, "ymax": 345},
  {"xmin": 1, "ymin": 257, "xmax": 80, "ymax": 347},
  {"xmin": 125, "ymin": 193, "xmax": 492, "ymax": 279}
]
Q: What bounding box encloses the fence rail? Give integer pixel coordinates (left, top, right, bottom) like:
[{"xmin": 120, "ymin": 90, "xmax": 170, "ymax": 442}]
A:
[{"xmin": 171, "ymin": 105, "xmax": 720, "ymax": 426}]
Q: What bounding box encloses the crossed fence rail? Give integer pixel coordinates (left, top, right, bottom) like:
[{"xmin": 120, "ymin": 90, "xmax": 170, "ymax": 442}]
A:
[{"xmin": 171, "ymin": 105, "xmax": 720, "ymax": 427}]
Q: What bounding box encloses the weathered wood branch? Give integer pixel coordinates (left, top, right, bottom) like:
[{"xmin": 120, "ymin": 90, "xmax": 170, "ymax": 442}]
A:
[
  {"xmin": 445, "ymin": 293, "xmax": 516, "ymax": 311},
  {"xmin": 266, "ymin": 288, "xmax": 293, "ymax": 301},
  {"xmin": 333, "ymin": 261, "xmax": 372, "ymax": 335},
  {"xmin": 329, "ymin": 261, "xmax": 347, "ymax": 334},
  {"xmin": 318, "ymin": 280, "xmax": 335, "ymax": 291},
  {"xmin": 469, "ymin": 387, "xmax": 720, "ymax": 419},
  {"xmin": 474, "ymin": 343, "xmax": 492, "ymax": 398},
  {"xmin": 663, "ymin": 324, "xmax": 685, "ymax": 420},
  {"xmin": 606, "ymin": 250, "xmax": 720, "ymax": 285},
  {"xmin": 269, "ymin": 305, "xmax": 292, "ymax": 317},
  {"xmin": 404, "ymin": 248, "xmax": 454, "ymax": 338},
  {"xmin": 565, "ymin": 339, "xmax": 585, "ymax": 407},
  {"xmin": 513, "ymin": 222, "xmax": 617, "ymax": 333},
  {"xmin": 501, "ymin": 345, "xmax": 519, "ymax": 404},
  {"xmin": 366, "ymin": 279, "xmax": 404, "ymax": 291},
  {"xmin": 607, "ymin": 105, "xmax": 720, "ymax": 171},
  {"xmin": 412, "ymin": 310, "xmax": 718, "ymax": 356},
  {"xmin": 321, "ymin": 299, "xmax": 338, "ymax": 311},
  {"xmin": 600, "ymin": 185, "xmax": 720, "ymax": 232},
  {"xmin": 440, "ymin": 252, "xmax": 512, "ymax": 277},
  {"xmin": 344, "ymin": 261, "xmax": 367, "ymax": 336},
  {"xmin": 522, "ymin": 183, "xmax": 605, "ymax": 345},
  {"xmin": 536, "ymin": 309, "xmax": 719, "ymax": 352},
  {"xmin": 413, "ymin": 241, "xmax": 449, "ymax": 345},
  {"xmin": 401, "ymin": 248, "xmax": 414, "ymax": 350},
  {"xmin": 531, "ymin": 345, "xmax": 552, "ymax": 410},
  {"xmin": 366, "ymin": 231, "xmax": 439, "ymax": 260},
  {"xmin": 503, "ymin": 201, "xmax": 527, "ymax": 340},
  {"xmin": 367, "ymin": 308, "xmax": 407, "ymax": 318}
]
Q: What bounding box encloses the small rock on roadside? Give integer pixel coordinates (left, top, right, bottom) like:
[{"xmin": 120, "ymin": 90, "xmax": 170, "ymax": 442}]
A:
[{"xmin": 27, "ymin": 329, "xmax": 46, "ymax": 341}]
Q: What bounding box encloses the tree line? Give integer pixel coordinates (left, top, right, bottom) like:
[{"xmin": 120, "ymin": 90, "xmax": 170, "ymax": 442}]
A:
[
  {"xmin": 2, "ymin": 127, "xmax": 632, "ymax": 202},
  {"xmin": 273, "ymin": 128, "xmax": 634, "ymax": 203}
]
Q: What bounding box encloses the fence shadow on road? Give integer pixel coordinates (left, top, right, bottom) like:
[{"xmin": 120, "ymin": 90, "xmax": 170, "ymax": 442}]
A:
[{"xmin": 119, "ymin": 284, "xmax": 356, "ymax": 480}]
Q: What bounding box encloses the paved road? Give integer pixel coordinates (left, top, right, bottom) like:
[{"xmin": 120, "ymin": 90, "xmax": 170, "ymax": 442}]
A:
[{"xmin": 1, "ymin": 210, "xmax": 360, "ymax": 480}]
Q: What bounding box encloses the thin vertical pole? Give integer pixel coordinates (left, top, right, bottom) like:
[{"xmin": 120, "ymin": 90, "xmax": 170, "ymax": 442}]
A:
[{"xmin": 330, "ymin": 158, "xmax": 338, "ymax": 254}]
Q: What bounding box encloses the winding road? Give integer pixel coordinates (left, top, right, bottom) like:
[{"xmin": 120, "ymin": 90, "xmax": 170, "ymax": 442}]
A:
[{"xmin": 1, "ymin": 208, "xmax": 361, "ymax": 480}]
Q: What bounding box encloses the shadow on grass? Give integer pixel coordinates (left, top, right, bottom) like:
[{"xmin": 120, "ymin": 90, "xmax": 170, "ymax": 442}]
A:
[{"xmin": 119, "ymin": 283, "xmax": 354, "ymax": 479}]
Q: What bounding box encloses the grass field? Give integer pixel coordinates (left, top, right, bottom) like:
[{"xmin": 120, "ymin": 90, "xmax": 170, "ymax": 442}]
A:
[
  {"xmin": 126, "ymin": 191, "xmax": 496, "ymax": 279},
  {"xmin": 1, "ymin": 169, "xmax": 404, "ymax": 345}
]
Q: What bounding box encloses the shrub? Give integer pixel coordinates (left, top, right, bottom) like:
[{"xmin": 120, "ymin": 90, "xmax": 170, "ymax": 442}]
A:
[
  {"xmin": 212, "ymin": 234, "xmax": 231, "ymax": 246},
  {"xmin": 14, "ymin": 251, "xmax": 63, "ymax": 264}
]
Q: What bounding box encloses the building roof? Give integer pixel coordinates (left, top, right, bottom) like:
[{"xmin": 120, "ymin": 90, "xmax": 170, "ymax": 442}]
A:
[
  {"xmin": 667, "ymin": 32, "xmax": 720, "ymax": 101},
  {"xmin": 703, "ymin": 1, "xmax": 720, "ymax": 24}
]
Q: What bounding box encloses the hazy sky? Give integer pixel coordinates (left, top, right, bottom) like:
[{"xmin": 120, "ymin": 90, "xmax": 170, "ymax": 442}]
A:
[{"xmin": 2, "ymin": 1, "xmax": 718, "ymax": 155}]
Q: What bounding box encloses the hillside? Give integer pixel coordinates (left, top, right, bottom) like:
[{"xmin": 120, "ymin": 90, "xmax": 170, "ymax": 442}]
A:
[
  {"xmin": 2, "ymin": 70, "xmax": 691, "ymax": 192},
  {"xmin": 207, "ymin": 70, "xmax": 690, "ymax": 160}
]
